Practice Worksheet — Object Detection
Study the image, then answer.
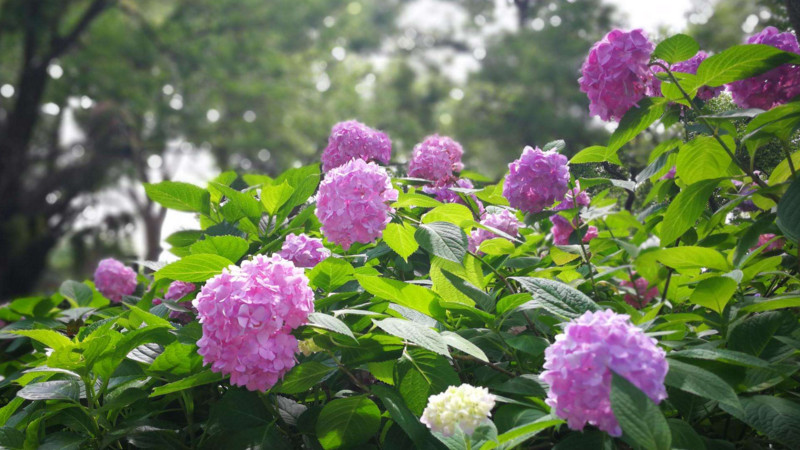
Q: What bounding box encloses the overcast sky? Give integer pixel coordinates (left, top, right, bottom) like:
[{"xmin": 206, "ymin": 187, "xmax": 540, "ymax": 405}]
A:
[{"xmin": 611, "ymin": 0, "xmax": 695, "ymax": 32}]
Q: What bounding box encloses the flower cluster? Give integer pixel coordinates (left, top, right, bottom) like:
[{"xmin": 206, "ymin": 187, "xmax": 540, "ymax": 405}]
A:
[
  {"xmin": 554, "ymin": 182, "xmax": 591, "ymax": 211},
  {"xmin": 728, "ymin": 27, "xmax": 800, "ymax": 110},
  {"xmin": 279, "ymin": 233, "xmax": 330, "ymax": 268},
  {"xmin": 648, "ymin": 51, "xmax": 724, "ymax": 101},
  {"xmin": 541, "ymin": 310, "xmax": 668, "ymax": 436},
  {"xmin": 423, "ymin": 178, "xmax": 484, "ymax": 214},
  {"xmin": 94, "ymin": 258, "xmax": 137, "ymax": 303},
  {"xmin": 153, "ymin": 281, "xmax": 198, "ymax": 322},
  {"xmin": 420, "ymin": 384, "xmax": 496, "ymax": 437},
  {"xmin": 193, "ymin": 254, "xmax": 314, "ymax": 391},
  {"xmin": 316, "ymin": 159, "xmax": 398, "ymax": 250},
  {"xmin": 468, "ymin": 209, "xmax": 521, "ymax": 253},
  {"xmin": 550, "ymin": 215, "xmax": 598, "ymax": 245},
  {"xmin": 503, "ymin": 146, "xmax": 570, "ymax": 213},
  {"xmin": 408, "ymin": 135, "xmax": 464, "ymax": 184},
  {"xmin": 753, "ymin": 233, "xmax": 785, "ymax": 252},
  {"xmin": 579, "ymin": 29, "xmax": 655, "ymax": 121},
  {"xmin": 321, "ymin": 120, "xmax": 392, "ymax": 171},
  {"xmin": 620, "ymin": 275, "xmax": 659, "ymax": 309}
]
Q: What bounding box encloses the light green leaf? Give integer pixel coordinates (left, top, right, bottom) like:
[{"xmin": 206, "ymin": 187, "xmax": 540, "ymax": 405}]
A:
[
  {"xmin": 676, "ymin": 136, "xmax": 740, "ymax": 185},
  {"xmin": 393, "ymin": 192, "xmax": 445, "ymax": 209},
  {"xmin": 697, "ymin": 44, "xmax": 800, "ymax": 87},
  {"xmin": 570, "ymin": 145, "xmax": 608, "ymax": 164},
  {"xmin": 209, "ymin": 182, "xmax": 262, "ymax": 220},
  {"xmin": 689, "ymin": 276, "xmax": 737, "ymax": 313},
  {"xmin": 149, "ymin": 342, "xmax": 202, "ymax": 376},
  {"xmin": 441, "ymin": 269, "xmax": 494, "ymax": 312},
  {"xmin": 655, "ymin": 246, "xmax": 730, "ymax": 271},
  {"xmin": 659, "ymin": 179, "xmax": 722, "ymax": 245},
  {"xmin": 145, "ymin": 181, "xmax": 210, "ymax": 215},
  {"xmin": 480, "ymin": 416, "xmax": 564, "ymax": 450},
  {"xmin": 260, "ymin": 180, "xmax": 294, "ymax": 215},
  {"xmin": 316, "ymin": 396, "xmax": 381, "ymax": 450},
  {"xmin": 190, "ymin": 235, "xmax": 249, "ymax": 262},
  {"xmin": 653, "ymin": 34, "xmax": 699, "ymax": 64},
  {"xmin": 374, "ymin": 318, "xmax": 449, "ymax": 356},
  {"xmin": 356, "ymin": 274, "xmax": 442, "ymax": 319},
  {"xmin": 155, "ymin": 254, "xmax": 233, "ymax": 282},
  {"xmin": 9, "ymin": 330, "xmax": 73, "ymax": 349},
  {"xmin": 479, "ymin": 238, "xmax": 515, "ymax": 256},
  {"xmin": 607, "ymin": 97, "xmax": 667, "ymax": 153},
  {"xmin": 308, "ymin": 258, "xmax": 355, "ymax": 291},
  {"xmin": 422, "ymin": 203, "xmax": 474, "ymax": 226},
  {"xmin": 383, "ymin": 223, "xmax": 419, "ymax": 261},
  {"xmin": 769, "ymin": 151, "xmax": 800, "ymax": 185}
]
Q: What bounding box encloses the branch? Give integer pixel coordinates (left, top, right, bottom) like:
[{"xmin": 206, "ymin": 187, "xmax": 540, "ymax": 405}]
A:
[{"xmin": 46, "ymin": 0, "xmax": 112, "ymax": 61}]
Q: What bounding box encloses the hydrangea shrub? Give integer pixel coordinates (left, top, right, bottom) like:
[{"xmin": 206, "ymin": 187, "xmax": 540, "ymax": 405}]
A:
[{"xmin": 2, "ymin": 29, "xmax": 800, "ymax": 450}]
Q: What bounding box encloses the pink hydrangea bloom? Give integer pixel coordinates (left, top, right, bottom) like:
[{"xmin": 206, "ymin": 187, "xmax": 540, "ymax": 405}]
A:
[
  {"xmin": 751, "ymin": 233, "xmax": 785, "ymax": 252},
  {"xmin": 554, "ymin": 182, "xmax": 591, "ymax": 211},
  {"xmin": 647, "ymin": 52, "xmax": 723, "ymax": 101},
  {"xmin": 321, "ymin": 120, "xmax": 392, "ymax": 171},
  {"xmin": 620, "ymin": 276, "xmax": 659, "ymax": 309},
  {"xmin": 166, "ymin": 281, "xmax": 196, "ymax": 301},
  {"xmin": 728, "ymin": 27, "xmax": 800, "ymax": 110},
  {"xmin": 316, "ymin": 158, "xmax": 399, "ymax": 250},
  {"xmin": 580, "ymin": 29, "xmax": 655, "ymax": 121},
  {"xmin": 468, "ymin": 210, "xmax": 522, "ymax": 253},
  {"xmin": 550, "ymin": 215, "xmax": 597, "ymax": 245},
  {"xmin": 422, "ymin": 178, "xmax": 485, "ymax": 214},
  {"xmin": 503, "ymin": 146, "xmax": 570, "ymax": 213},
  {"xmin": 94, "ymin": 258, "xmax": 137, "ymax": 303},
  {"xmin": 541, "ymin": 310, "xmax": 668, "ymax": 436},
  {"xmin": 659, "ymin": 166, "xmax": 677, "ymax": 181},
  {"xmin": 408, "ymin": 135, "xmax": 464, "ymax": 184},
  {"xmin": 193, "ymin": 254, "xmax": 314, "ymax": 392},
  {"xmin": 279, "ymin": 233, "xmax": 330, "ymax": 268}
]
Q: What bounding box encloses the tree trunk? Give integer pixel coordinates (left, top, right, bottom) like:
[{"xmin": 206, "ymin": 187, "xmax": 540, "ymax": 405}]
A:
[{"xmin": 788, "ymin": 0, "xmax": 800, "ymax": 33}]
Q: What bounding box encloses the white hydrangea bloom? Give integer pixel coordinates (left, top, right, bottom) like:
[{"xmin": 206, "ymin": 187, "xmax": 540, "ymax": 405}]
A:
[{"xmin": 420, "ymin": 384, "xmax": 496, "ymax": 436}]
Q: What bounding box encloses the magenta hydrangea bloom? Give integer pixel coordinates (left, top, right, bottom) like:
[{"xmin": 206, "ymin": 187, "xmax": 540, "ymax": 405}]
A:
[
  {"xmin": 751, "ymin": 233, "xmax": 785, "ymax": 252},
  {"xmin": 166, "ymin": 281, "xmax": 196, "ymax": 301},
  {"xmin": 580, "ymin": 29, "xmax": 655, "ymax": 121},
  {"xmin": 659, "ymin": 166, "xmax": 677, "ymax": 181},
  {"xmin": 647, "ymin": 52, "xmax": 724, "ymax": 101},
  {"xmin": 193, "ymin": 254, "xmax": 314, "ymax": 392},
  {"xmin": 550, "ymin": 215, "xmax": 597, "ymax": 245},
  {"xmin": 94, "ymin": 258, "xmax": 137, "ymax": 303},
  {"xmin": 316, "ymin": 158, "xmax": 399, "ymax": 250},
  {"xmin": 541, "ymin": 310, "xmax": 668, "ymax": 436},
  {"xmin": 621, "ymin": 275, "xmax": 659, "ymax": 309},
  {"xmin": 468, "ymin": 210, "xmax": 522, "ymax": 253},
  {"xmin": 279, "ymin": 233, "xmax": 331, "ymax": 268},
  {"xmin": 503, "ymin": 146, "xmax": 570, "ymax": 213},
  {"xmin": 408, "ymin": 135, "xmax": 464, "ymax": 184},
  {"xmin": 423, "ymin": 178, "xmax": 485, "ymax": 214},
  {"xmin": 554, "ymin": 182, "xmax": 591, "ymax": 211},
  {"xmin": 321, "ymin": 120, "xmax": 392, "ymax": 171},
  {"xmin": 728, "ymin": 27, "xmax": 800, "ymax": 109}
]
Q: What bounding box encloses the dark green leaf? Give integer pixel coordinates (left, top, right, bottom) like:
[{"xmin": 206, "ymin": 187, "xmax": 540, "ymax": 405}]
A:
[
  {"xmin": 316, "ymin": 396, "xmax": 381, "ymax": 449},
  {"xmin": 59, "ymin": 281, "xmax": 93, "ymax": 307},
  {"xmin": 18, "ymin": 380, "xmax": 81, "ymax": 402},
  {"xmin": 610, "ymin": 373, "xmax": 671, "ymax": 450},
  {"xmin": 777, "ymin": 176, "xmax": 800, "ymax": 242},
  {"xmin": 277, "ymin": 362, "xmax": 334, "ymax": 394},
  {"xmin": 441, "ymin": 270, "xmax": 494, "ymax": 312},
  {"xmin": 150, "ymin": 369, "xmax": 224, "ymax": 397},
  {"xmin": 664, "ymin": 359, "xmax": 743, "ymax": 418},
  {"xmin": 415, "ymin": 222, "xmax": 469, "ymax": 263},
  {"xmin": 307, "ymin": 312, "xmax": 356, "ymax": 340},
  {"xmin": 374, "ymin": 318, "xmax": 449, "ymax": 356},
  {"xmin": 737, "ymin": 396, "xmax": 800, "ymax": 448},
  {"xmin": 396, "ymin": 349, "xmax": 460, "ymax": 415},
  {"xmin": 607, "ymin": 97, "xmax": 667, "ymax": 153},
  {"xmin": 511, "ymin": 277, "xmax": 599, "ymax": 319}
]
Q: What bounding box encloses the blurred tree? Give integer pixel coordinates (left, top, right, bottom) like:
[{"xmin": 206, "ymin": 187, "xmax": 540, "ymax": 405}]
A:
[{"xmin": 686, "ymin": 0, "xmax": 792, "ymax": 52}]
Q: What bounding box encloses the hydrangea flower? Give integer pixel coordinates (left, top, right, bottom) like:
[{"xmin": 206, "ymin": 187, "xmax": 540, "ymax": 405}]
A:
[
  {"xmin": 580, "ymin": 29, "xmax": 655, "ymax": 121},
  {"xmin": 193, "ymin": 254, "xmax": 314, "ymax": 392},
  {"xmin": 94, "ymin": 258, "xmax": 137, "ymax": 303},
  {"xmin": 620, "ymin": 275, "xmax": 659, "ymax": 309},
  {"xmin": 541, "ymin": 310, "xmax": 668, "ymax": 436},
  {"xmin": 468, "ymin": 209, "xmax": 521, "ymax": 253},
  {"xmin": 728, "ymin": 27, "xmax": 800, "ymax": 110},
  {"xmin": 554, "ymin": 182, "xmax": 591, "ymax": 211},
  {"xmin": 647, "ymin": 52, "xmax": 724, "ymax": 101},
  {"xmin": 659, "ymin": 166, "xmax": 677, "ymax": 181},
  {"xmin": 751, "ymin": 233, "xmax": 785, "ymax": 252},
  {"xmin": 279, "ymin": 233, "xmax": 330, "ymax": 268},
  {"xmin": 316, "ymin": 158, "xmax": 399, "ymax": 250},
  {"xmin": 166, "ymin": 281, "xmax": 196, "ymax": 301},
  {"xmin": 408, "ymin": 135, "xmax": 464, "ymax": 184},
  {"xmin": 422, "ymin": 178, "xmax": 484, "ymax": 214},
  {"xmin": 420, "ymin": 384, "xmax": 496, "ymax": 437},
  {"xmin": 503, "ymin": 146, "xmax": 570, "ymax": 213},
  {"xmin": 550, "ymin": 215, "xmax": 597, "ymax": 245},
  {"xmin": 321, "ymin": 120, "xmax": 392, "ymax": 171}
]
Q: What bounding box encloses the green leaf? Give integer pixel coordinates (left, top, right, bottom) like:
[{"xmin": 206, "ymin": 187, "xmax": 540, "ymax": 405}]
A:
[
  {"xmin": 422, "ymin": 204, "xmax": 474, "ymax": 226},
  {"xmin": 59, "ymin": 281, "xmax": 93, "ymax": 307},
  {"xmin": 777, "ymin": 176, "xmax": 800, "ymax": 242},
  {"xmin": 668, "ymin": 419, "xmax": 706, "ymax": 450},
  {"xmin": 511, "ymin": 277, "xmax": 599, "ymax": 319},
  {"xmin": 316, "ymin": 396, "xmax": 381, "ymax": 450},
  {"xmin": 480, "ymin": 416, "xmax": 564, "ymax": 450},
  {"xmin": 741, "ymin": 295, "xmax": 800, "ymax": 313},
  {"xmin": 440, "ymin": 331, "xmax": 489, "ymax": 362},
  {"xmin": 274, "ymin": 163, "xmax": 320, "ymax": 210},
  {"xmin": 697, "ymin": 44, "xmax": 800, "ymax": 87},
  {"xmin": 374, "ymin": 318, "xmax": 449, "ymax": 356},
  {"xmin": 393, "ymin": 192, "xmax": 445, "ymax": 209},
  {"xmin": 144, "ymin": 181, "xmax": 210, "ymax": 215},
  {"xmin": 654, "ymin": 246, "xmax": 730, "ymax": 271},
  {"xmin": 209, "ymin": 182, "xmax": 262, "ymax": 220},
  {"xmin": 496, "ymin": 293, "xmax": 532, "ymax": 314},
  {"xmin": 658, "ymin": 179, "xmax": 722, "ymax": 245},
  {"xmin": 149, "ymin": 342, "xmax": 202, "ymax": 376},
  {"xmin": 190, "ymin": 235, "xmax": 249, "ymax": 262},
  {"xmin": 17, "ymin": 380, "xmax": 81, "ymax": 402},
  {"xmin": 307, "ymin": 312, "xmax": 356, "ymax": 340},
  {"xmin": 396, "ymin": 349, "xmax": 460, "ymax": 415},
  {"xmin": 737, "ymin": 396, "xmax": 800, "ymax": 448},
  {"xmin": 669, "ymin": 348, "xmax": 769, "ymax": 368},
  {"xmin": 383, "ymin": 223, "xmax": 419, "ymax": 261},
  {"xmin": 260, "ymin": 180, "xmax": 294, "ymax": 215},
  {"xmin": 372, "ymin": 384, "xmax": 438, "ymax": 449},
  {"xmin": 165, "ymin": 230, "xmax": 204, "ymax": 248},
  {"xmin": 0, "ymin": 427, "xmax": 24, "ymax": 448},
  {"xmin": 356, "ymin": 275, "xmax": 442, "ymax": 319},
  {"xmin": 769, "ymin": 151, "xmax": 800, "ymax": 185},
  {"xmin": 610, "ymin": 372, "xmax": 671, "ymax": 450},
  {"xmin": 415, "ymin": 222, "xmax": 469, "ymax": 263},
  {"xmin": 150, "ymin": 369, "xmax": 225, "ymax": 397},
  {"xmin": 570, "ymin": 145, "xmax": 608, "ymax": 164},
  {"xmin": 664, "ymin": 359, "xmax": 743, "ymax": 418},
  {"xmin": 308, "ymin": 258, "xmax": 355, "ymax": 291},
  {"xmin": 728, "ymin": 311, "xmax": 787, "ymax": 356},
  {"xmin": 0, "ymin": 397, "xmax": 24, "ymax": 426},
  {"xmin": 676, "ymin": 136, "xmax": 739, "ymax": 185},
  {"xmin": 478, "ymin": 238, "xmax": 515, "ymax": 256},
  {"xmin": 607, "ymin": 97, "xmax": 667, "ymax": 153},
  {"xmin": 689, "ymin": 276, "xmax": 738, "ymax": 313},
  {"xmin": 9, "ymin": 329, "xmax": 73, "ymax": 349},
  {"xmin": 441, "ymin": 270, "xmax": 494, "ymax": 312},
  {"xmin": 277, "ymin": 362, "xmax": 334, "ymax": 394},
  {"xmin": 653, "ymin": 34, "xmax": 699, "ymax": 64},
  {"xmin": 155, "ymin": 254, "xmax": 233, "ymax": 282}
]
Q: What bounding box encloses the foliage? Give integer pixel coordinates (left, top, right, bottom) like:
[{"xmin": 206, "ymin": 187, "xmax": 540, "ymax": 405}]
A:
[{"xmin": 2, "ymin": 32, "xmax": 800, "ymax": 450}]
